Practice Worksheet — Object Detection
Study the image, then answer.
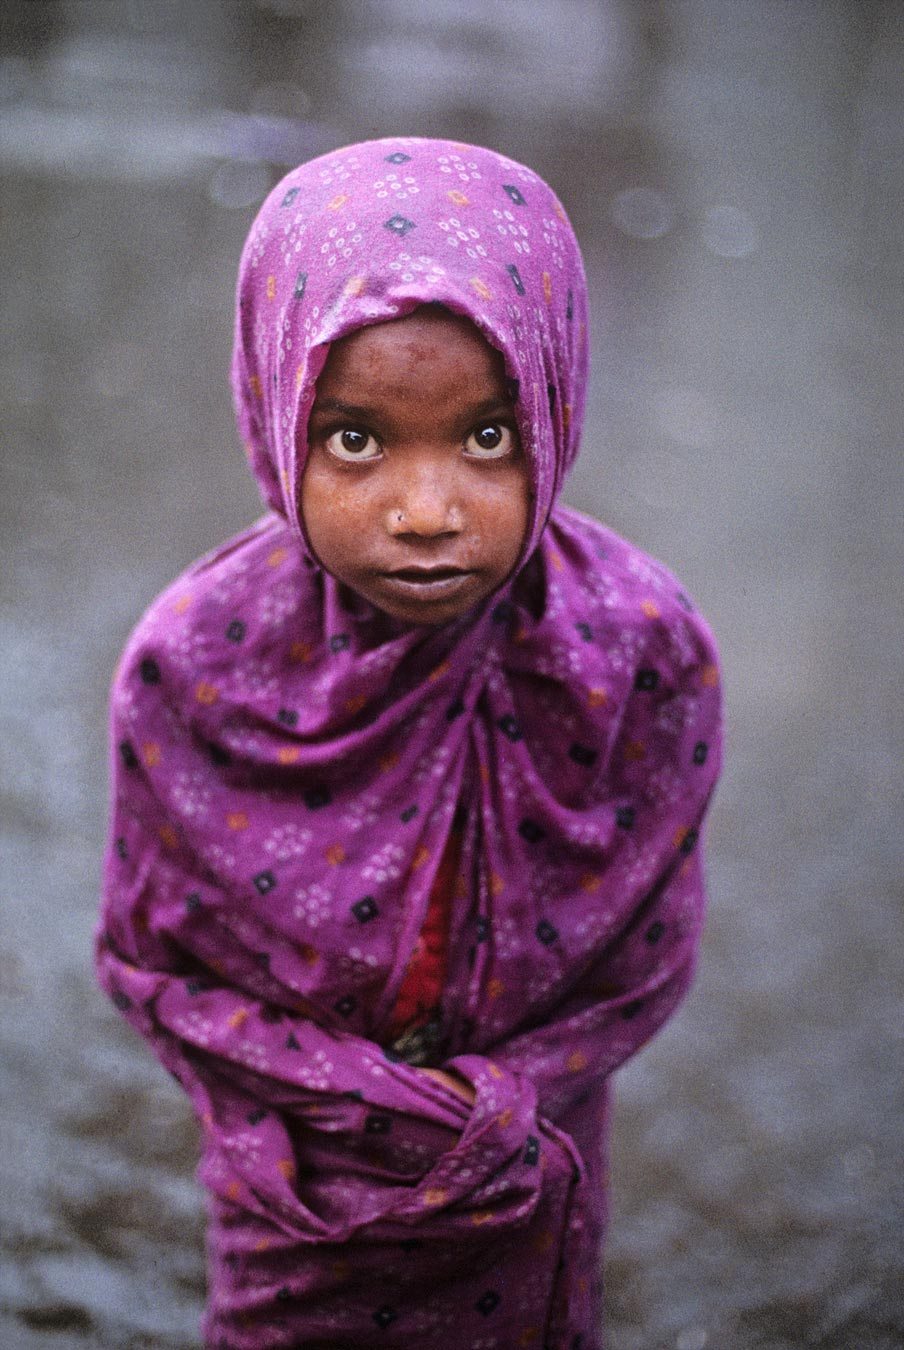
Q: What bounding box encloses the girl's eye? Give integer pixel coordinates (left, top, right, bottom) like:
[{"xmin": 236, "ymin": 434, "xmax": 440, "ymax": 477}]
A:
[
  {"xmin": 465, "ymin": 423, "xmax": 516, "ymax": 459},
  {"xmin": 324, "ymin": 428, "xmax": 380, "ymax": 462}
]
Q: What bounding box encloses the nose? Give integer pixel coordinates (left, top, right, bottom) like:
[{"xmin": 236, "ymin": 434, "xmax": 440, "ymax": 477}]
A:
[{"xmin": 385, "ymin": 464, "xmax": 464, "ymax": 537}]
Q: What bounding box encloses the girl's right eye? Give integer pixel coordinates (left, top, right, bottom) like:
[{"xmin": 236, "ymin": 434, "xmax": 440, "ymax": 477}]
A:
[{"xmin": 324, "ymin": 428, "xmax": 380, "ymax": 462}]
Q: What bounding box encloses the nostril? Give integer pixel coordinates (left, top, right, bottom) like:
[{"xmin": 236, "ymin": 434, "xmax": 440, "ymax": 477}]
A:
[{"xmin": 387, "ymin": 499, "xmax": 462, "ymax": 535}]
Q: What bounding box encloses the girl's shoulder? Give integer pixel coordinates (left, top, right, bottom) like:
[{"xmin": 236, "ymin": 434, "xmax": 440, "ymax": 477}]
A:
[
  {"xmin": 544, "ymin": 504, "xmax": 720, "ymax": 684},
  {"xmin": 112, "ymin": 513, "xmax": 307, "ymax": 702}
]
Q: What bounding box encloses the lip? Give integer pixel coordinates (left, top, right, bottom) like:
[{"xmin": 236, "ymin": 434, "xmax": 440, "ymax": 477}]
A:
[{"xmin": 379, "ymin": 567, "xmax": 476, "ymax": 597}]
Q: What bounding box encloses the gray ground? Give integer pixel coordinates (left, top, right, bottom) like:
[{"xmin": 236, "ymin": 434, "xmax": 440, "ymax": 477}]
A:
[{"xmin": 1, "ymin": 2, "xmax": 902, "ymax": 1347}]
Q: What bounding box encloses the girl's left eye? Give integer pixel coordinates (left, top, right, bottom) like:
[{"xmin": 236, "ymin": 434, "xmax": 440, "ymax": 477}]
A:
[
  {"xmin": 324, "ymin": 428, "xmax": 380, "ymax": 461},
  {"xmin": 465, "ymin": 423, "xmax": 516, "ymax": 458}
]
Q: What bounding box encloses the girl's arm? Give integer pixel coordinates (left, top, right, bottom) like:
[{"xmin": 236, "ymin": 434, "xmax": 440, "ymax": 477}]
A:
[
  {"xmin": 461, "ymin": 843, "xmax": 711, "ymax": 1121},
  {"xmin": 444, "ymin": 611, "xmax": 723, "ymax": 1125},
  {"xmin": 98, "ymin": 732, "xmax": 551, "ymax": 1246}
]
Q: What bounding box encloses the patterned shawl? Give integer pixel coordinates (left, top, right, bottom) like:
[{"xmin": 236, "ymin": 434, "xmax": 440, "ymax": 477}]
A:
[{"xmin": 97, "ymin": 138, "xmax": 722, "ymax": 1349}]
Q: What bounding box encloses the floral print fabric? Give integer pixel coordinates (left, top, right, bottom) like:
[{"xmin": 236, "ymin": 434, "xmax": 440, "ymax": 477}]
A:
[{"xmin": 96, "ymin": 138, "xmax": 722, "ymax": 1349}]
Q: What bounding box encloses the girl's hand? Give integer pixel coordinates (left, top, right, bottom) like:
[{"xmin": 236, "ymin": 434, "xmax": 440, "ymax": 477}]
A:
[{"xmin": 418, "ymin": 1066, "xmax": 476, "ymax": 1105}]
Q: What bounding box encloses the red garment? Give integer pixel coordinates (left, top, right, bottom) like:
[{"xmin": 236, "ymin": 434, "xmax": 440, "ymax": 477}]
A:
[{"xmin": 385, "ymin": 831, "xmax": 460, "ymax": 1041}]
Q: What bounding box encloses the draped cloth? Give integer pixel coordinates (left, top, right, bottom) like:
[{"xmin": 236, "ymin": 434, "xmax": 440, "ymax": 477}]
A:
[{"xmin": 96, "ymin": 138, "xmax": 722, "ymax": 1349}]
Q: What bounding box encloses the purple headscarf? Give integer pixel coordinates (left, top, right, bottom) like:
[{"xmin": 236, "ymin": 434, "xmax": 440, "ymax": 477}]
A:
[{"xmin": 97, "ymin": 138, "xmax": 722, "ymax": 1349}]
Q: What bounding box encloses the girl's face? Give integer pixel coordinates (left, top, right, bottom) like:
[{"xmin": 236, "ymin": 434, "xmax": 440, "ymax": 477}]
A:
[{"xmin": 301, "ymin": 307, "xmax": 531, "ymax": 626}]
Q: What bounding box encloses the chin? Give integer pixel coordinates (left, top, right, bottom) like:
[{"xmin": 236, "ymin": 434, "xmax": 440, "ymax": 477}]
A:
[
  {"xmin": 377, "ymin": 598, "xmax": 475, "ymax": 627},
  {"xmin": 358, "ymin": 575, "xmax": 495, "ymax": 628}
]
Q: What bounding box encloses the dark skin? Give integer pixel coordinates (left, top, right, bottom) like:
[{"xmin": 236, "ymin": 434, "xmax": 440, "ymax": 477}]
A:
[
  {"xmin": 301, "ymin": 305, "xmax": 531, "ymax": 629},
  {"xmin": 301, "ymin": 307, "xmax": 532, "ymax": 1103}
]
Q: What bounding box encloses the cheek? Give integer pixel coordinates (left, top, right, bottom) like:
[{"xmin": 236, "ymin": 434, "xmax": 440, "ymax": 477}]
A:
[
  {"xmin": 470, "ymin": 474, "xmax": 531, "ymax": 568},
  {"xmin": 300, "ymin": 469, "xmax": 369, "ymax": 570}
]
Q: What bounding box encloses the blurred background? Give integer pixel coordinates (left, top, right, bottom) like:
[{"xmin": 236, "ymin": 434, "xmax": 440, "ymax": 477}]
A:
[{"xmin": 1, "ymin": 1, "xmax": 902, "ymax": 1346}]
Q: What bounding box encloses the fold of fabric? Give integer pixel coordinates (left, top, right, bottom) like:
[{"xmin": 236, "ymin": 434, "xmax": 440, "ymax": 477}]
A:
[{"xmin": 97, "ymin": 137, "xmax": 722, "ymax": 1349}]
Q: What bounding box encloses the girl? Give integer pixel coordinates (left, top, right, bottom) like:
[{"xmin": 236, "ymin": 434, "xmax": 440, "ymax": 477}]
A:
[{"xmin": 97, "ymin": 138, "xmax": 722, "ymax": 1349}]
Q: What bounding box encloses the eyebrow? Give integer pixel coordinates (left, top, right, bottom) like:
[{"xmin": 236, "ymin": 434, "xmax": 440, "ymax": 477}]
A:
[
  {"xmin": 309, "ymin": 398, "xmax": 376, "ymax": 421},
  {"xmin": 310, "ymin": 394, "xmax": 515, "ymax": 421}
]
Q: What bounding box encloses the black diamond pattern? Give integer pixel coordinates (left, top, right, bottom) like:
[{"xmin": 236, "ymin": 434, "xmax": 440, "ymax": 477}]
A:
[
  {"xmin": 498, "ymin": 714, "xmax": 522, "ymax": 741},
  {"xmin": 506, "ymin": 263, "xmax": 525, "ymax": 294},
  {"xmin": 384, "ymin": 214, "xmax": 415, "ymax": 235},
  {"xmin": 569, "ymin": 743, "xmax": 597, "ymax": 768},
  {"xmin": 680, "ymin": 828, "xmax": 699, "ymax": 854},
  {"xmin": 119, "ymin": 740, "xmax": 138, "ymax": 769}
]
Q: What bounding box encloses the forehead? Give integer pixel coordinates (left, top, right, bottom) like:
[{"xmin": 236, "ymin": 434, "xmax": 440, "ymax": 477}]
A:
[{"xmin": 317, "ymin": 307, "xmax": 508, "ymax": 400}]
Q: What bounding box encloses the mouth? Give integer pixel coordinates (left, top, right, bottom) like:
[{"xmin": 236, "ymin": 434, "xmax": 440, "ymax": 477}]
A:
[{"xmin": 380, "ymin": 566, "xmax": 475, "ymax": 597}]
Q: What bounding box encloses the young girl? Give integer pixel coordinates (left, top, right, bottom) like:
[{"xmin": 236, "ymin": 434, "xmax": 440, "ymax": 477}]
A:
[{"xmin": 97, "ymin": 138, "xmax": 722, "ymax": 1349}]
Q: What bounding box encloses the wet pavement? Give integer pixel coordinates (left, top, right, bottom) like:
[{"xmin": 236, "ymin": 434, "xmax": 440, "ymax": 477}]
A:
[{"xmin": 1, "ymin": 1, "xmax": 902, "ymax": 1346}]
